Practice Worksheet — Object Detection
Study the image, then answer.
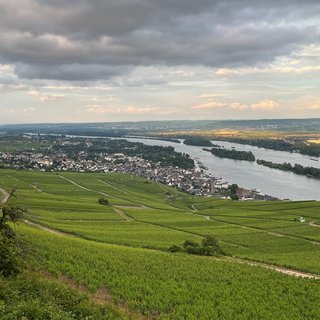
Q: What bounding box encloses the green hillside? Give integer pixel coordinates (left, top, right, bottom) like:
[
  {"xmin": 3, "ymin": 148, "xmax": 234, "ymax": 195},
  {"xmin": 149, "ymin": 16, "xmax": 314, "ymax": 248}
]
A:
[{"xmin": 1, "ymin": 169, "xmax": 320, "ymax": 319}]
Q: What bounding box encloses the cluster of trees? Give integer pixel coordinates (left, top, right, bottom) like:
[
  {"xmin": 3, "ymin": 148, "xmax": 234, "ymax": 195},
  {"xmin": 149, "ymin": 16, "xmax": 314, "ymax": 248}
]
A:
[
  {"xmin": 228, "ymin": 184, "xmax": 239, "ymax": 200},
  {"xmin": 225, "ymin": 138, "xmax": 295, "ymax": 152},
  {"xmin": 169, "ymin": 236, "xmax": 226, "ymax": 256},
  {"xmin": 98, "ymin": 197, "xmax": 109, "ymax": 205},
  {"xmin": 215, "ymin": 137, "xmax": 320, "ymax": 157},
  {"xmin": 296, "ymin": 141, "xmax": 320, "ymax": 157},
  {"xmin": 0, "ymin": 189, "xmax": 24, "ymax": 277},
  {"xmin": 204, "ymin": 147, "xmax": 255, "ymax": 162},
  {"xmin": 183, "ymin": 137, "xmax": 213, "ymax": 147},
  {"xmin": 257, "ymin": 160, "xmax": 320, "ymax": 178}
]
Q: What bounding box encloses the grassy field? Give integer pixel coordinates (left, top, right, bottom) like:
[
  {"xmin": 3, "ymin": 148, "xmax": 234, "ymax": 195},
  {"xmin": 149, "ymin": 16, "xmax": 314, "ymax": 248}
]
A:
[{"xmin": 1, "ymin": 169, "xmax": 320, "ymax": 319}]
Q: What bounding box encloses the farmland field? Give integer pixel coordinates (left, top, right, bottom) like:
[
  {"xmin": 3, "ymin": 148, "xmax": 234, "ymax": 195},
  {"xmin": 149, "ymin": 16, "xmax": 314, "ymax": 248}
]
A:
[{"xmin": 1, "ymin": 169, "xmax": 320, "ymax": 319}]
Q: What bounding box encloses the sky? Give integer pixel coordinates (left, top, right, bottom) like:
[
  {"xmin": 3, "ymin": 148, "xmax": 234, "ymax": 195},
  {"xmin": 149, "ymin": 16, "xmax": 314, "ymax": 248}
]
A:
[{"xmin": 0, "ymin": 0, "xmax": 320, "ymax": 124}]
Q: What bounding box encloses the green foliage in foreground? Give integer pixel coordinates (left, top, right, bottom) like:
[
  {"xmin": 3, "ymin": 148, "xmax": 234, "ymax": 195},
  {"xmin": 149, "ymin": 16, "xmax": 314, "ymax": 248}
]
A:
[
  {"xmin": 18, "ymin": 224, "xmax": 320, "ymax": 320},
  {"xmin": 0, "ymin": 273, "xmax": 125, "ymax": 320},
  {"xmin": 0, "ymin": 190, "xmax": 25, "ymax": 277}
]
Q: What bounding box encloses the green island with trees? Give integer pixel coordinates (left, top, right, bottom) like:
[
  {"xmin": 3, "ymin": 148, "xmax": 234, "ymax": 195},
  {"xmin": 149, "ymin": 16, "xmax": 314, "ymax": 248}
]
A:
[
  {"xmin": 203, "ymin": 147, "xmax": 256, "ymax": 161},
  {"xmin": 257, "ymin": 159, "xmax": 320, "ymax": 179},
  {"xmin": 210, "ymin": 137, "xmax": 320, "ymax": 157},
  {"xmin": 183, "ymin": 137, "xmax": 214, "ymax": 147}
]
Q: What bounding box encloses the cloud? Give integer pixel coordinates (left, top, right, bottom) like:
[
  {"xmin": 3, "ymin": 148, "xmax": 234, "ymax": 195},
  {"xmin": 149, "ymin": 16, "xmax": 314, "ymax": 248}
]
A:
[
  {"xmin": 192, "ymin": 99, "xmax": 279, "ymax": 111},
  {"xmin": 192, "ymin": 101, "xmax": 227, "ymax": 110},
  {"xmin": 85, "ymin": 104, "xmax": 153, "ymax": 114},
  {"xmin": 305, "ymin": 103, "xmax": 320, "ymax": 110},
  {"xmin": 197, "ymin": 93, "xmax": 226, "ymax": 98},
  {"xmin": 247, "ymin": 100, "xmax": 279, "ymax": 110},
  {"xmin": 0, "ymin": 1, "xmax": 319, "ymax": 81},
  {"xmin": 28, "ymin": 90, "xmax": 65, "ymax": 102},
  {"xmin": 296, "ymin": 100, "xmax": 320, "ymax": 110},
  {"xmin": 23, "ymin": 107, "xmax": 36, "ymax": 112},
  {"xmin": 0, "ymin": 83, "xmax": 29, "ymax": 92}
]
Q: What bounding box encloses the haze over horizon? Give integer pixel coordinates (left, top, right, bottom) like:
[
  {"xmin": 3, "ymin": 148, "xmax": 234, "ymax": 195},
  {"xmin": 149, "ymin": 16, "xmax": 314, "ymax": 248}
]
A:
[{"xmin": 1, "ymin": 0, "xmax": 320, "ymax": 124}]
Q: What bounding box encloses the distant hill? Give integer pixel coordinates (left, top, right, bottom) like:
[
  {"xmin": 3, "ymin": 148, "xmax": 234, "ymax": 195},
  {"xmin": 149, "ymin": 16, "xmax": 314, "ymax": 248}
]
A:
[{"xmin": 1, "ymin": 118, "xmax": 319, "ymax": 136}]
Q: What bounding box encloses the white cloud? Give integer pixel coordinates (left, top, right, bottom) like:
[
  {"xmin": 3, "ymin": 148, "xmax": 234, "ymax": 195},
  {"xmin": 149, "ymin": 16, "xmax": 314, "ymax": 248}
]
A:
[
  {"xmin": 23, "ymin": 107, "xmax": 36, "ymax": 112},
  {"xmin": 197, "ymin": 93, "xmax": 226, "ymax": 98},
  {"xmin": 192, "ymin": 99, "xmax": 279, "ymax": 111},
  {"xmin": 192, "ymin": 101, "xmax": 227, "ymax": 110},
  {"xmin": 28, "ymin": 90, "xmax": 65, "ymax": 102},
  {"xmin": 251, "ymin": 100, "xmax": 278, "ymax": 110},
  {"xmin": 85, "ymin": 104, "xmax": 153, "ymax": 114}
]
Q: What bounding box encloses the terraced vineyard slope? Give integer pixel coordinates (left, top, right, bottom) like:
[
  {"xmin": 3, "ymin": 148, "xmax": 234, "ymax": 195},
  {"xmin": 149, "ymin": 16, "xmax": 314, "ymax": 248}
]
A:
[{"xmin": 1, "ymin": 169, "xmax": 320, "ymax": 319}]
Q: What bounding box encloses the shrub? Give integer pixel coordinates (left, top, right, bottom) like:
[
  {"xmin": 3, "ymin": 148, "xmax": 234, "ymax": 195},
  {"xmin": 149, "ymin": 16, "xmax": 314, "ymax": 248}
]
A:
[
  {"xmin": 98, "ymin": 198, "xmax": 109, "ymax": 205},
  {"xmin": 0, "ymin": 234, "xmax": 21, "ymax": 277},
  {"xmin": 172, "ymin": 236, "xmax": 226, "ymax": 257},
  {"xmin": 183, "ymin": 240, "xmax": 199, "ymax": 249},
  {"xmin": 168, "ymin": 245, "xmax": 183, "ymax": 252}
]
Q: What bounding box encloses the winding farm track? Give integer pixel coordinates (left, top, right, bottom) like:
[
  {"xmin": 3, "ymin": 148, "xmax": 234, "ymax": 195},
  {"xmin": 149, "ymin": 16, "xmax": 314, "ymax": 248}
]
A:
[
  {"xmin": 309, "ymin": 220, "xmax": 320, "ymax": 227},
  {"xmin": 0, "ymin": 187, "xmax": 10, "ymax": 204},
  {"xmin": 7, "ymin": 175, "xmax": 43, "ymax": 193},
  {"xmin": 225, "ymin": 257, "xmax": 320, "ymax": 279},
  {"xmin": 191, "ymin": 204, "xmax": 198, "ymax": 212},
  {"xmin": 112, "ymin": 206, "xmax": 134, "ymax": 221},
  {"xmin": 97, "ymin": 178, "xmax": 130, "ymax": 195},
  {"xmin": 59, "ymin": 175, "xmax": 112, "ymax": 197},
  {"xmin": 24, "ymin": 220, "xmax": 71, "ymax": 237}
]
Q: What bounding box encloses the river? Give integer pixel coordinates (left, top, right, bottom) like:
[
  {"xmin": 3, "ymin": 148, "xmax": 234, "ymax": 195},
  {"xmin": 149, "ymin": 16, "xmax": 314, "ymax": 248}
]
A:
[{"xmin": 123, "ymin": 137, "xmax": 320, "ymax": 201}]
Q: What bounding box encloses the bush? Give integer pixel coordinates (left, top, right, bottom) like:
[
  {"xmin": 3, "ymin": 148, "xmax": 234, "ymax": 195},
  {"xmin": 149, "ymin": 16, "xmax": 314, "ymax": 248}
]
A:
[
  {"xmin": 230, "ymin": 194, "xmax": 239, "ymax": 201},
  {"xmin": 0, "ymin": 234, "xmax": 21, "ymax": 277},
  {"xmin": 98, "ymin": 198, "xmax": 109, "ymax": 205},
  {"xmin": 183, "ymin": 240, "xmax": 199, "ymax": 249},
  {"xmin": 171, "ymin": 237, "xmax": 226, "ymax": 257},
  {"xmin": 168, "ymin": 245, "xmax": 183, "ymax": 252},
  {"xmin": 0, "ymin": 190, "xmax": 25, "ymax": 277}
]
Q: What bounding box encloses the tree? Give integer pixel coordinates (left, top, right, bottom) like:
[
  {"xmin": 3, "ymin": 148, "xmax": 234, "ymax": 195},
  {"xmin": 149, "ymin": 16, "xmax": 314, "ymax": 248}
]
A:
[
  {"xmin": 98, "ymin": 197, "xmax": 109, "ymax": 205},
  {"xmin": 0, "ymin": 188, "xmax": 24, "ymax": 277},
  {"xmin": 202, "ymin": 236, "xmax": 225, "ymax": 256},
  {"xmin": 229, "ymin": 184, "xmax": 238, "ymax": 195},
  {"xmin": 230, "ymin": 194, "xmax": 239, "ymax": 201}
]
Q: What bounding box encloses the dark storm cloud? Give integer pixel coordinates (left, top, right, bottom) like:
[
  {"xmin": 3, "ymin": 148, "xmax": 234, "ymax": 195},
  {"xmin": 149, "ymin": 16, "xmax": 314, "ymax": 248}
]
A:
[
  {"xmin": 14, "ymin": 63, "xmax": 131, "ymax": 81},
  {"xmin": 0, "ymin": 0, "xmax": 319, "ymax": 80}
]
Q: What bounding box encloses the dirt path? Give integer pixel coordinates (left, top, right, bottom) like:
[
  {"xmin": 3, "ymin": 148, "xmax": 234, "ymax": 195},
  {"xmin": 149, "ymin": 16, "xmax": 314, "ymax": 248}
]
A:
[
  {"xmin": 41, "ymin": 271, "xmax": 151, "ymax": 320},
  {"xmin": 59, "ymin": 175, "xmax": 112, "ymax": 197},
  {"xmin": 24, "ymin": 220, "xmax": 72, "ymax": 237},
  {"xmin": 0, "ymin": 187, "xmax": 10, "ymax": 204},
  {"xmin": 112, "ymin": 206, "xmax": 134, "ymax": 222},
  {"xmin": 97, "ymin": 179, "xmax": 130, "ymax": 195},
  {"xmin": 7, "ymin": 175, "xmax": 44, "ymax": 193},
  {"xmin": 309, "ymin": 220, "xmax": 320, "ymax": 228},
  {"xmin": 225, "ymin": 257, "xmax": 320, "ymax": 280}
]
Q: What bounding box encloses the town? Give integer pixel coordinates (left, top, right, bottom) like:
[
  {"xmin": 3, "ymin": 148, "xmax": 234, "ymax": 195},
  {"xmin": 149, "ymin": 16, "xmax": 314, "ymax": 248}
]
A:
[{"xmin": 0, "ymin": 135, "xmax": 277, "ymax": 200}]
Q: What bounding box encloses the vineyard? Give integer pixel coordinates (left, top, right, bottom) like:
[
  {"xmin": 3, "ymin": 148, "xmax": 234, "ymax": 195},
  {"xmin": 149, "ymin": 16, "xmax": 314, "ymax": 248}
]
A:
[{"xmin": 1, "ymin": 169, "xmax": 320, "ymax": 319}]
